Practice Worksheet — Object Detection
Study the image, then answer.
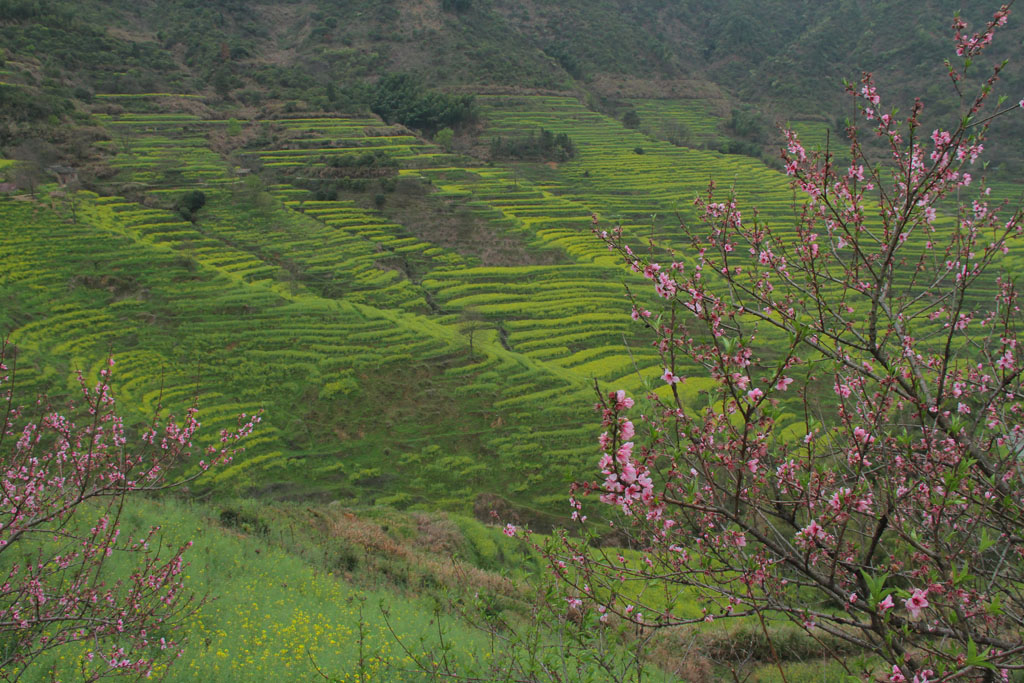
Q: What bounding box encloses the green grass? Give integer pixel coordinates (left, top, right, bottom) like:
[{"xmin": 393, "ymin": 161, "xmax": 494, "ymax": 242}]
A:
[{"xmin": 18, "ymin": 497, "xmax": 498, "ymax": 683}]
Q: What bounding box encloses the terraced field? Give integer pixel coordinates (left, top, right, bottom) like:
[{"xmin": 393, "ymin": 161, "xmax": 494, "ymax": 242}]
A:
[
  {"xmin": 479, "ymin": 95, "xmax": 1024, "ymax": 308},
  {"xmin": 627, "ymin": 98, "xmax": 729, "ymax": 149},
  {"xmin": 0, "ymin": 102, "xmax": 628, "ymax": 509},
  {"xmin": 5, "ymin": 91, "xmax": 1021, "ymax": 514},
  {"xmin": 478, "ymin": 95, "xmax": 797, "ymax": 237},
  {"xmin": 254, "ymin": 117, "xmax": 448, "ymax": 168},
  {"xmin": 787, "ymin": 119, "xmax": 851, "ymax": 164},
  {"xmin": 94, "ymin": 112, "xmax": 232, "ymax": 189}
]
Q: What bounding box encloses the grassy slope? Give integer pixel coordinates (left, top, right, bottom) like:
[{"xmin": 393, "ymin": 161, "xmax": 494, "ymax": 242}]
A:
[
  {"xmin": 15, "ymin": 496, "xmax": 505, "ymax": 682},
  {"xmin": 15, "ymin": 494, "xmax": 851, "ymax": 682}
]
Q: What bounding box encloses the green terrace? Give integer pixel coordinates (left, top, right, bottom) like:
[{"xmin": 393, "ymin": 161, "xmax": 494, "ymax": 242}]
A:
[
  {"xmin": 787, "ymin": 120, "xmax": 852, "ymax": 165},
  {"xmin": 476, "ymin": 94, "xmax": 798, "ymax": 241},
  {"xmin": 627, "ymin": 98, "xmax": 729, "ymax": 148},
  {"xmin": 196, "ymin": 192, "xmax": 451, "ymax": 312},
  {"xmin": 94, "ymin": 112, "xmax": 237, "ymax": 188},
  {"xmin": 475, "ymin": 95, "xmax": 1021, "ymax": 303},
  {"xmin": 0, "ymin": 190, "xmax": 637, "ymax": 508},
  {"xmin": 82, "ymin": 103, "xmax": 661, "ymax": 461},
  {"xmin": 409, "ymin": 167, "xmax": 616, "ymax": 266},
  {"xmin": 14, "ymin": 89, "xmax": 966, "ymax": 513},
  {"xmin": 2, "ymin": 196, "xmax": 511, "ymax": 504},
  {"xmin": 251, "ymin": 117, "xmax": 452, "ymax": 168}
]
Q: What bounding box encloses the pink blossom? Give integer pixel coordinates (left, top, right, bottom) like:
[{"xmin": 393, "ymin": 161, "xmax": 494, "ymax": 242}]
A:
[
  {"xmin": 853, "ymin": 426, "xmax": 875, "ymax": 444},
  {"xmin": 878, "ymin": 594, "xmax": 895, "ymax": 612},
  {"xmin": 904, "ymin": 588, "xmax": 929, "ymax": 620},
  {"xmin": 775, "ymin": 376, "xmax": 793, "ymax": 391},
  {"xmin": 503, "ymin": 524, "xmax": 517, "ymax": 537},
  {"xmin": 930, "ymin": 129, "xmax": 951, "ymax": 147},
  {"xmin": 854, "ymin": 494, "xmax": 873, "ymax": 513},
  {"xmin": 613, "ymin": 390, "xmax": 634, "ymax": 410},
  {"xmin": 746, "ymin": 388, "xmax": 764, "ymax": 401},
  {"xmin": 661, "ymin": 369, "xmax": 682, "ymax": 385},
  {"xmin": 800, "ymin": 520, "xmax": 826, "ymax": 541},
  {"xmin": 616, "ymin": 441, "xmax": 633, "ymax": 463}
]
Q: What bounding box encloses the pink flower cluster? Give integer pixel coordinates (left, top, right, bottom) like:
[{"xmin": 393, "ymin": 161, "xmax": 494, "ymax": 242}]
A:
[
  {"xmin": 0, "ymin": 347, "xmax": 259, "ymax": 677},
  {"xmin": 568, "ymin": 10, "xmax": 1024, "ymax": 680}
]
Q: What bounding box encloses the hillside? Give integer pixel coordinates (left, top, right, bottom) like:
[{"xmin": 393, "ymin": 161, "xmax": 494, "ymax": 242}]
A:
[
  {"xmin": 3, "ymin": 1, "xmax": 1024, "ymax": 680},
  {"xmin": 4, "ymin": 0, "xmax": 1024, "ymax": 167},
  {"xmin": 3, "ymin": 0, "xmax": 1024, "ymax": 512}
]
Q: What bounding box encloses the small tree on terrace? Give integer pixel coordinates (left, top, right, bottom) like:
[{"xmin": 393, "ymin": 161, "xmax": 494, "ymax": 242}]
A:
[
  {"xmin": 0, "ymin": 341, "xmax": 259, "ymax": 680},
  {"xmin": 549, "ymin": 6, "xmax": 1024, "ymax": 681}
]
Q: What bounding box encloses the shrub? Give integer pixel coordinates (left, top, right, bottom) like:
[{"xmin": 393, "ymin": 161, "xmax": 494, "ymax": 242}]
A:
[
  {"xmin": 441, "ymin": 0, "xmax": 472, "ymax": 13},
  {"xmin": 176, "ymin": 189, "xmax": 206, "ymax": 221},
  {"xmin": 489, "ymin": 128, "xmax": 577, "ymax": 162},
  {"xmin": 370, "ymin": 74, "xmax": 477, "ymax": 135},
  {"xmin": 434, "ymin": 126, "xmax": 454, "ymax": 152}
]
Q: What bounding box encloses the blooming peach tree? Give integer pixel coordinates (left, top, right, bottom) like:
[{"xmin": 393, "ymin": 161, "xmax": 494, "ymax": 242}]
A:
[
  {"xmin": 0, "ymin": 340, "xmax": 259, "ymax": 680},
  {"xmin": 548, "ymin": 6, "xmax": 1024, "ymax": 681}
]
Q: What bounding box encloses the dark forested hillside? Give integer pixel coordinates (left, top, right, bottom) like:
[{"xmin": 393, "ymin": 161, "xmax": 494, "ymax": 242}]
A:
[
  {"xmin": 3, "ymin": 0, "xmax": 1023, "ymax": 170},
  {"xmin": 2, "ymin": 1, "xmax": 1019, "ymax": 110}
]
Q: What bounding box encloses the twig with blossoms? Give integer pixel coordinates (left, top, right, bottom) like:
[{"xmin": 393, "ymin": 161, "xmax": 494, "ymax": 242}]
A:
[
  {"xmin": 0, "ymin": 339, "xmax": 259, "ymax": 680},
  {"xmin": 549, "ymin": 6, "xmax": 1024, "ymax": 682}
]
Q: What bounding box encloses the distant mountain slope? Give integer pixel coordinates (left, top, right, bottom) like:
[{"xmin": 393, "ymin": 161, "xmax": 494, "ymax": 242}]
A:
[
  {"xmin": 5, "ymin": 1, "xmax": 1022, "ymax": 113},
  {"xmin": 2, "ymin": 1, "xmax": 1021, "ymax": 175}
]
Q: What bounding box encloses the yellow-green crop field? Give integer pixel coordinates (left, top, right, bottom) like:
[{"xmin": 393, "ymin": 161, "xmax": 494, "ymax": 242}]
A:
[
  {"xmin": 627, "ymin": 98, "xmax": 729, "ymax": 148},
  {"xmin": 3, "ymin": 92, "xmax": 1022, "ymax": 514}
]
